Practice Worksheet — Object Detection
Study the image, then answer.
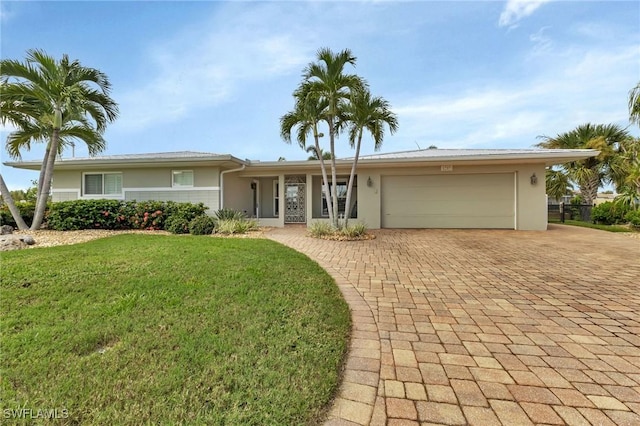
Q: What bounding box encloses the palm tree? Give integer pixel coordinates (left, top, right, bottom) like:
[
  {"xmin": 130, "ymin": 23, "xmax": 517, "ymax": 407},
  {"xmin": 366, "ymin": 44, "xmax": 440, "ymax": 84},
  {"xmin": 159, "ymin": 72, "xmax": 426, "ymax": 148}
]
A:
[
  {"xmin": 0, "ymin": 49, "xmax": 118, "ymax": 229},
  {"xmin": 341, "ymin": 88, "xmax": 398, "ymax": 227},
  {"xmin": 536, "ymin": 123, "xmax": 629, "ymax": 205},
  {"xmin": 545, "ymin": 168, "xmax": 573, "ymax": 202},
  {"xmin": 630, "ymin": 81, "xmax": 640, "ymax": 126},
  {"xmin": 306, "ymin": 145, "xmax": 331, "ymax": 161},
  {"xmin": 612, "ymin": 137, "xmax": 640, "ymax": 210},
  {"xmin": 302, "ymin": 48, "xmax": 365, "ymax": 227},
  {"xmin": 280, "ymin": 87, "xmax": 335, "ymax": 224}
]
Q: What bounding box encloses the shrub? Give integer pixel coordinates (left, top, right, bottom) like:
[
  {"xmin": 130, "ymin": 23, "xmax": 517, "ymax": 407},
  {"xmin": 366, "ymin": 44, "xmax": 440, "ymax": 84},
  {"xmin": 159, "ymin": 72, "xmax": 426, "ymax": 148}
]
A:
[
  {"xmin": 0, "ymin": 201, "xmax": 38, "ymax": 228},
  {"xmin": 47, "ymin": 200, "xmax": 130, "ymax": 231},
  {"xmin": 214, "ymin": 208, "xmax": 246, "ymax": 221},
  {"xmin": 216, "ymin": 218, "xmax": 258, "ymax": 234},
  {"xmin": 570, "ymin": 195, "xmax": 584, "ymax": 205},
  {"xmin": 591, "ymin": 201, "xmax": 630, "ymax": 225},
  {"xmin": 308, "ymin": 222, "xmax": 335, "ymax": 237},
  {"xmin": 46, "ymin": 200, "xmax": 208, "ymax": 231},
  {"xmin": 127, "ymin": 201, "xmax": 167, "ymax": 230},
  {"xmin": 159, "ymin": 201, "xmax": 208, "ymax": 234},
  {"xmin": 188, "ymin": 215, "xmax": 216, "ymax": 235},
  {"xmin": 340, "ymin": 223, "xmax": 368, "ymax": 238},
  {"xmin": 625, "ymin": 210, "xmax": 640, "ymax": 228},
  {"xmin": 164, "ymin": 215, "xmax": 190, "ymax": 234}
]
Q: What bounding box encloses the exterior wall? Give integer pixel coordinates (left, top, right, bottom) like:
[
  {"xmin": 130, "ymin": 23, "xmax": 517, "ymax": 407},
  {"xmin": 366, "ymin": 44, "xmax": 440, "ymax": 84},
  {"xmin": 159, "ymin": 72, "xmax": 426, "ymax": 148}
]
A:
[
  {"xmin": 357, "ymin": 172, "xmax": 381, "ymax": 229},
  {"xmin": 49, "ymin": 161, "xmax": 549, "ymax": 230},
  {"xmin": 222, "ymin": 173, "xmax": 254, "ymax": 216},
  {"xmin": 51, "ymin": 170, "xmax": 82, "ymax": 202},
  {"xmin": 257, "ymin": 177, "xmax": 278, "ymax": 218},
  {"xmin": 125, "ymin": 167, "xmax": 219, "ymax": 188},
  {"xmin": 124, "ymin": 190, "xmax": 219, "ymax": 212},
  {"xmin": 50, "ymin": 167, "xmax": 220, "ymax": 212},
  {"xmin": 52, "ymin": 191, "xmax": 80, "ymax": 202},
  {"xmin": 356, "ymin": 163, "xmax": 548, "ymax": 230},
  {"xmin": 514, "ymin": 164, "xmax": 547, "ymax": 230}
]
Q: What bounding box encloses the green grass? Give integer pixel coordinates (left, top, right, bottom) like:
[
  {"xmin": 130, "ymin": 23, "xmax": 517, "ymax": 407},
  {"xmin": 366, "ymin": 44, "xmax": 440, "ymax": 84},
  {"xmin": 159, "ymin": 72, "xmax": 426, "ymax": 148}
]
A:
[
  {"xmin": 555, "ymin": 220, "xmax": 634, "ymax": 232},
  {"xmin": 0, "ymin": 235, "xmax": 351, "ymax": 425}
]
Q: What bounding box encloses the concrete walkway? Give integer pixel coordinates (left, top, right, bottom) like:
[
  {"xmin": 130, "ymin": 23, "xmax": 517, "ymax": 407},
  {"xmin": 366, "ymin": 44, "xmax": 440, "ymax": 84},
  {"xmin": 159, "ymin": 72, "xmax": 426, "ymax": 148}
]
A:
[{"xmin": 267, "ymin": 225, "xmax": 640, "ymax": 426}]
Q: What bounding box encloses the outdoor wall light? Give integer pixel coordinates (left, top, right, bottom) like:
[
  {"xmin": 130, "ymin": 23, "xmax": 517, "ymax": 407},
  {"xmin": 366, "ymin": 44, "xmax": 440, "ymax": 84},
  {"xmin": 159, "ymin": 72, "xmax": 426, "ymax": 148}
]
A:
[
  {"xmin": 367, "ymin": 176, "xmax": 373, "ymax": 187},
  {"xmin": 530, "ymin": 173, "xmax": 538, "ymax": 185}
]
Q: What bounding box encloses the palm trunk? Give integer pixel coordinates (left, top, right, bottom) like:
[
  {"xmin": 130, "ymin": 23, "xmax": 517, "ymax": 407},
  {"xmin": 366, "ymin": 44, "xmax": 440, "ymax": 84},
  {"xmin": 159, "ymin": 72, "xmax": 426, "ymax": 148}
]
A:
[
  {"xmin": 315, "ymin": 127, "xmax": 334, "ymax": 225},
  {"xmin": 579, "ymin": 173, "xmax": 599, "ymax": 206},
  {"xmin": 31, "ymin": 129, "xmax": 59, "ymax": 230},
  {"xmin": 328, "ymin": 116, "xmax": 339, "ymax": 228},
  {"xmin": 0, "ymin": 174, "xmax": 29, "ymax": 230},
  {"xmin": 37, "ymin": 145, "xmax": 51, "ymax": 201},
  {"xmin": 343, "ymin": 131, "xmax": 363, "ymax": 228}
]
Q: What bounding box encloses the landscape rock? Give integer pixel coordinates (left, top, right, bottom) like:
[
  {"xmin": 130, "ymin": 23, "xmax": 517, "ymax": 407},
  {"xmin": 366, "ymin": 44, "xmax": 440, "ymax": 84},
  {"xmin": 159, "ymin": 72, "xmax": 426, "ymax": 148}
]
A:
[
  {"xmin": 0, "ymin": 235, "xmax": 29, "ymax": 251},
  {"xmin": 21, "ymin": 235, "xmax": 36, "ymax": 245},
  {"xmin": 1, "ymin": 225, "xmax": 14, "ymax": 235}
]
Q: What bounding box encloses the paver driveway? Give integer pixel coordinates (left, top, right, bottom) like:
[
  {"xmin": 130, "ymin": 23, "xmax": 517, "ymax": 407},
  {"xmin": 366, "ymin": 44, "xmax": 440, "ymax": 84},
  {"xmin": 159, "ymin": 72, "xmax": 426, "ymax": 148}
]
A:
[{"xmin": 268, "ymin": 225, "xmax": 640, "ymax": 426}]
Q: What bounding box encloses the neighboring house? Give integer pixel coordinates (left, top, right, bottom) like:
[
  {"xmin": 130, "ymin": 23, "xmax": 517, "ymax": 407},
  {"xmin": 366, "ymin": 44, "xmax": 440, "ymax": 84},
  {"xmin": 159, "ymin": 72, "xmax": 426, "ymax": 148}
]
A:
[
  {"xmin": 594, "ymin": 192, "xmax": 616, "ymax": 205},
  {"xmin": 5, "ymin": 148, "xmax": 597, "ymax": 230}
]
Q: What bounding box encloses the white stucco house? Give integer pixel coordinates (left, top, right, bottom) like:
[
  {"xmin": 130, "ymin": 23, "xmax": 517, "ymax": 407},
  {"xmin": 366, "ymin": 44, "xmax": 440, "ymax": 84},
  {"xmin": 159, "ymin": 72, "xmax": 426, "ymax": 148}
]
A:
[{"xmin": 5, "ymin": 148, "xmax": 597, "ymax": 230}]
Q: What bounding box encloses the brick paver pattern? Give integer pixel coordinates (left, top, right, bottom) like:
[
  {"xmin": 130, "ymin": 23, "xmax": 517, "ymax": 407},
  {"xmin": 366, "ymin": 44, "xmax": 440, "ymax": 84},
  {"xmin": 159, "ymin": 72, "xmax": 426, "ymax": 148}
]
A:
[{"xmin": 267, "ymin": 225, "xmax": 640, "ymax": 426}]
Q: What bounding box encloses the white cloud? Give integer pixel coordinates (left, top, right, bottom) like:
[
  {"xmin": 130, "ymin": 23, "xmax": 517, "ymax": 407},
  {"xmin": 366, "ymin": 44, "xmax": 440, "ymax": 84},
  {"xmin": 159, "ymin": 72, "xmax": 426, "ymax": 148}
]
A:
[
  {"xmin": 0, "ymin": 2, "xmax": 13, "ymax": 23},
  {"xmin": 114, "ymin": 4, "xmax": 313, "ymax": 131},
  {"xmin": 390, "ymin": 43, "xmax": 638, "ymax": 151},
  {"xmin": 499, "ymin": 0, "xmax": 552, "ymax": 28},
  {"xmin": 529, "ymin": 26, "xmax": 553, "ymax": 54}
]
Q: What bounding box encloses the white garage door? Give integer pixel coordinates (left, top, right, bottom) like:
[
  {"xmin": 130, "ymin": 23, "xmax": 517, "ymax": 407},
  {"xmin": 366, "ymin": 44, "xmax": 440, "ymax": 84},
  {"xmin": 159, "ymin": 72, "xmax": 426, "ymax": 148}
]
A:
[{"xmin": 381, "ymin": 173, "xmax": 515, "ymax": 229}]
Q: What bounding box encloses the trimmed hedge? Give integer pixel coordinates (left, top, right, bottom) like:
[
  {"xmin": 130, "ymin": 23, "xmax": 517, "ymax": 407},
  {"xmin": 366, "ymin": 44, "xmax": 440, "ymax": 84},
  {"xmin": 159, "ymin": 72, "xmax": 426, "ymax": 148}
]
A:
[
  {"xmin": 591, "ymin": 201, "xmax": 630, "ymax": 225},
  {"xmin": 0, "ymin": 201, "xmax": 38, "ymax": 228},
  {"xmin": 188, "ymin": 215, "xmax": 217, "ymax": 235},
  {"xmin": 46, "ymin": 200, "xmax": 208, "ymax": 231},
  {"xmin": 625, "ymin": 210, "xmax": 640, "ymax": 228}
]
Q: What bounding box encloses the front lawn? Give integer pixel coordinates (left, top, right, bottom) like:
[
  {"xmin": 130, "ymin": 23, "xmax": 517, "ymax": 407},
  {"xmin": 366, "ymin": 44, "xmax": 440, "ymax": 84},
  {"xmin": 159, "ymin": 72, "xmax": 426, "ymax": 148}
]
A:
[{"xmin": 0, "ymin": 235, "xmax": 351, "ymax": 425}]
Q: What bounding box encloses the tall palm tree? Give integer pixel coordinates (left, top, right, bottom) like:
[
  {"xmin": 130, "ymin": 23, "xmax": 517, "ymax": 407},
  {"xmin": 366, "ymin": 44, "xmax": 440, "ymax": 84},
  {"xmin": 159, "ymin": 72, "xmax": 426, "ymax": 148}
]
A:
[
  {"xmin": 536, "ymin": 123, "xmax": 629, "ymax": 205},
  {"xmin": 612, "ymin": 137, "xmax": 640, "ymax": 210},
  {"xmin": 0, "ymin": 49, "xmax": 118, "ymax": 229},
  {"xmin": 303, "ymin": 48, "xmax": 365, "ymax": 227},
  {"xmin": 630, "ymin": 81, "xmax": 640, "ymax": 126},
  {"xmin": 306, "ymin": 145, "xmax": 331, "ymax": 161},
  {"xmin": 545, "ymin": 168, "xmax": 573, "ymax": 202},
  {"xmin": 280, "ymin": 87, "xmax": 335, "ymax": 224},
  {"xmin": 341, "ymin": 88, "xmax": 398, "ymax": 227}
]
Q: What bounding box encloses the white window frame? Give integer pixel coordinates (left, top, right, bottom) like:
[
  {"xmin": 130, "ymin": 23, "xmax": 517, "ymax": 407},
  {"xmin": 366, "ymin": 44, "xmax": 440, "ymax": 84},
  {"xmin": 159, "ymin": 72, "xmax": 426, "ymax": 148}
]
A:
[
  {"xmin": 172, "ymin": 170, "xmax": 194, "ymax": 188},
  {"xmin": 322, "ymin": 181, "xmax": 348, "ymax": 217},
  {"xmin": 82, "ymin": 172, "xmax": 123, "ymax": 198},
  {"xmin": 273, "ymin": 180, "xmax": 279, "ymax": 216}
]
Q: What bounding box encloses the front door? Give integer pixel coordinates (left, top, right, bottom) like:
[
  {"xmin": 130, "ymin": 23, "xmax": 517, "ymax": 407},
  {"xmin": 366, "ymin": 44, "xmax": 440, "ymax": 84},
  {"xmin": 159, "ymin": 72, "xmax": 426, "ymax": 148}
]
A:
[{"xmin": 285, "ymin": 183, "xmax": 306, "ymax": 223}]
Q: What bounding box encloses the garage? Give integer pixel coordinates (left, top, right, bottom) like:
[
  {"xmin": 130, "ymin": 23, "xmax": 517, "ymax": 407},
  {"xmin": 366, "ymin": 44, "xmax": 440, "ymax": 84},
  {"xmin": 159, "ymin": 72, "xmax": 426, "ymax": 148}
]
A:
[{"xmin": 381, "ymin": 173, "xmax": 515, "ymax": 229}]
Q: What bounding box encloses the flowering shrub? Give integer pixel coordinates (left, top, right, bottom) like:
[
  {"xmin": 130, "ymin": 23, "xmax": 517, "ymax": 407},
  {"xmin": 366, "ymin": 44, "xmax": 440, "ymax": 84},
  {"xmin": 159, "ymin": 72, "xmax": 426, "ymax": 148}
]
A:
[{"xmin": 46, "ymin": 200, "xmax": 207, "ymax": 231}]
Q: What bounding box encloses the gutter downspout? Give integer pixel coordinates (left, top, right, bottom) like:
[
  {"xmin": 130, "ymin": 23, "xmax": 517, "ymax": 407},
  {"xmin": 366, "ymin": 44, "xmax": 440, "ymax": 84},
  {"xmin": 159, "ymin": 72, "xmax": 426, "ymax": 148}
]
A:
[{"xmin": 219, "ymin": 165, "xmax": 246, "ymax": 209}]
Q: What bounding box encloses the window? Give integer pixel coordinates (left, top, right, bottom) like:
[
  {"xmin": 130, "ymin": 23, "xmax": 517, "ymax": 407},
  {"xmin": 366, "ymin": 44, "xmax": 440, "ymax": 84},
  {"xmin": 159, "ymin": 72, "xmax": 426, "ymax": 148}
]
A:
[
  {"xmin": 172, "ymin": 170, "xmax": 194, "ymax": 187},
  {"xmin": 322, "ymin": 182, "xmax": 348, "ymax": 217},
  {"xmin": 84, "ymin": 173, "xmax": 122, "ymax": 196},
  {"xmin": 273, "ymin": 180, "xmax": 279, "ymax": 216}
]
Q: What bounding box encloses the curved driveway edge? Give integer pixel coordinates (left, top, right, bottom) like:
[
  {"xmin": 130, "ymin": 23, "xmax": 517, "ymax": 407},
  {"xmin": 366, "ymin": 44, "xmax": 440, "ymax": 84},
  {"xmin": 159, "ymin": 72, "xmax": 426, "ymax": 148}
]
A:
[
  {"xmin": 268, "ymin": 225, "xmax": 640, "ymax": 426},
  {"xmin": 268, "ymin": 227, "xmax": 381, "ymax": 425}
]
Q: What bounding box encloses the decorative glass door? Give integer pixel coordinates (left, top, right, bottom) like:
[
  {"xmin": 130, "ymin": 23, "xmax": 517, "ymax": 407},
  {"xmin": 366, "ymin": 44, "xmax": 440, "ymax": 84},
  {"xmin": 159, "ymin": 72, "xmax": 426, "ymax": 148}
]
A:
[{"xmin": 285, "ymin": 177, "xmax": 306, "ymax": 223}]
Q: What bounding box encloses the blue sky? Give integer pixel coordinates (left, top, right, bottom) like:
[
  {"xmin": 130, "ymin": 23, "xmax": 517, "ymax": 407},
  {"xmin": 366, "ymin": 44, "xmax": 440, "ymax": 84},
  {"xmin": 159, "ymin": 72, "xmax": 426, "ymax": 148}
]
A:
[{"xmin": 1, "ymin": 0, "xmax": 639, "ymax": 190}]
